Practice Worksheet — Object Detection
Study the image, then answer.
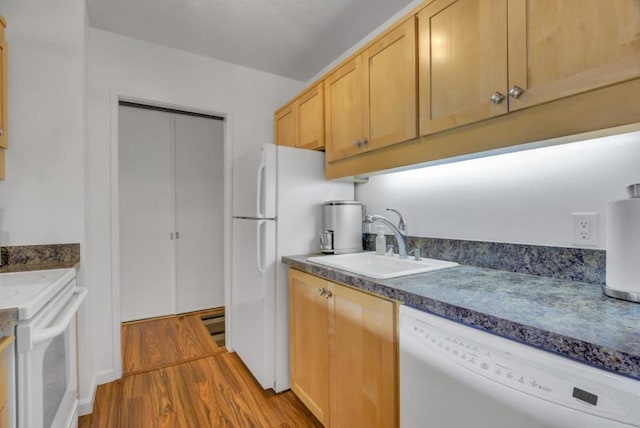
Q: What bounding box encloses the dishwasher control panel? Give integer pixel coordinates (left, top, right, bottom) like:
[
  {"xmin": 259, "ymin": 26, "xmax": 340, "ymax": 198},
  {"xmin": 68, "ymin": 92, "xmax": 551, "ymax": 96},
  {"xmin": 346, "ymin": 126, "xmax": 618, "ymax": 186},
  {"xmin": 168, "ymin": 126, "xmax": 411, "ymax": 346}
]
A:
[{"xmin": 400, "ymin": 307, "xmax": 640, "ymax": 427}]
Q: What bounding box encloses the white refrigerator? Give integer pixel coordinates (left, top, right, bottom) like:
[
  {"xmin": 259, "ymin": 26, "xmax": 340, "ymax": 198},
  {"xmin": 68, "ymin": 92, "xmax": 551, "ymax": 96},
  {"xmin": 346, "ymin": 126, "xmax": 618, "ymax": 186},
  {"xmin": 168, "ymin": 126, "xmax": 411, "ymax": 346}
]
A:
[{"xmin": 231, "ymin": 143, "xmax": 354, "ymax": 392}]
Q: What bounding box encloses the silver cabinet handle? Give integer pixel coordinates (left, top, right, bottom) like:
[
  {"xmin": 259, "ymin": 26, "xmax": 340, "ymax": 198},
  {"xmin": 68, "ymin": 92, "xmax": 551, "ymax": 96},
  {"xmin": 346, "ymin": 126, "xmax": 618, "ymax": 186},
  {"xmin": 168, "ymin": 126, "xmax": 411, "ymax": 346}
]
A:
[
  {"xmin": 170, "ymin": 232, "xmax": 174, "ymax": 240},
  {"xmin": 319, "ymin": 287, "xmax": 326, "ymax": 296},
  {"xmin": 508, "ymin": 85, "xmax": 524, "ymax": 98},
  {"xmin": 175, "ymin": 232, "xmax": 180, "ymax": 239},
  {"xmin": 353, "ymin": 139, "xmax": 360, "ymax": 147},
  {"xmin": 0, "ymin": 129, "xmax": 4, "ymax": 136},
  {"xmin": 490, "ymin": 91, "xmax": 505, "ymax": 104},
  {"xmin": 325, "ymin": 290, "xmax": 333, "ymax": 299}
]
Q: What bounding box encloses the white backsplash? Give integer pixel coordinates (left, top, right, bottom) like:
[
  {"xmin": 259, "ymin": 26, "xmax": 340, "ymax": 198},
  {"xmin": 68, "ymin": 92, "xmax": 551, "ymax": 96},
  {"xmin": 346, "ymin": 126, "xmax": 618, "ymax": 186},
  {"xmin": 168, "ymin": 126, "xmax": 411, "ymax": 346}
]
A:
[{"xmin": 356, "ymin": 130, "xmax": 640, "ymax": 250}]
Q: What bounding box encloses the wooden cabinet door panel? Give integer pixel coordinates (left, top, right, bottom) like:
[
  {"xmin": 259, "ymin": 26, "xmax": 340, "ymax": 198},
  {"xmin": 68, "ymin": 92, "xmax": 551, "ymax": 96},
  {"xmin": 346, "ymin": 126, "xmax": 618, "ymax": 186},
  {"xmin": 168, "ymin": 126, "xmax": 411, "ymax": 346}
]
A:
[
  {"xmin": 325, "ymin": 56, "xmax": 366, "ymax": 162},
  {"xmin": 275, "ymin": 103, "xmax": 297, "ymax": 147},
  {"xmin": 365, "ymin": 18, "xmax": 417, "ymax": 151},
  {"xmin": 0, "ymin": 27, "xmax": 6, "ymax": 150},
  {"xmin": 329, "ymin": 284, "xmax": 397, "ymax": 428},
  {"xmin": 508, "ymin": 0, "xmax": 640, "ymax": 111},
  {"xmin": 418, "ymin": 0, "xmax": 508, "ymax": 135},
  {"xmin": 289, "ymin": 270, "xmax": 330, "ymax": 425},
  {"xmin": 298, "ymin": 83, "xmax": 325, "ymax": 150}
]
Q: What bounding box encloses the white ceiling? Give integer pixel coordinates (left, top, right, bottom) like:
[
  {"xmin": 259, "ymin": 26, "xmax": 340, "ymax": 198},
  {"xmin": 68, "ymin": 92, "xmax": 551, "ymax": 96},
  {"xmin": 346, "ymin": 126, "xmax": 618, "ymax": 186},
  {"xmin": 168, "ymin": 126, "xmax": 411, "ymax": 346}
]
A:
[{"xmin": 86, "ymin": 0, "xmax": 417, "ymax": 82}]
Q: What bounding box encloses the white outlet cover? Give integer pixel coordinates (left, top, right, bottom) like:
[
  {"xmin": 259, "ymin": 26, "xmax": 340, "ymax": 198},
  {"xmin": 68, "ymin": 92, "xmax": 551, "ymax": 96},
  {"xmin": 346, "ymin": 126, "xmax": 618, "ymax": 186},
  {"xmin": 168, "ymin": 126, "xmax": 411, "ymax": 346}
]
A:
[{"xmin": 572, "ymin": 212, "xmax": 598, "ymax": 246}]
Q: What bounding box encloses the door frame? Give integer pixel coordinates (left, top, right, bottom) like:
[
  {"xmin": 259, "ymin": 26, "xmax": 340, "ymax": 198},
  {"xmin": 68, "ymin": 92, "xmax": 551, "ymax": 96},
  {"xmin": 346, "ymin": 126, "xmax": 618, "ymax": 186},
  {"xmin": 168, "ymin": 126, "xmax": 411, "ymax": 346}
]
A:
[{"xmin": 107, "ymin": 89, "xmax": 233, "ymax": 379}]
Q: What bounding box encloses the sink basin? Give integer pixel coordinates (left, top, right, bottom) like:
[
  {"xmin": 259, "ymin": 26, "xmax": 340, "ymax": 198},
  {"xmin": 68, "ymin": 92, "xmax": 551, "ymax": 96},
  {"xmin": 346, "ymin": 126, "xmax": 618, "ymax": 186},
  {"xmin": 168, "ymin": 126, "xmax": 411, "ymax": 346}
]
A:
[{"xmin": 307, "ymin": 252, "xmax": 458, "ymax": 279}]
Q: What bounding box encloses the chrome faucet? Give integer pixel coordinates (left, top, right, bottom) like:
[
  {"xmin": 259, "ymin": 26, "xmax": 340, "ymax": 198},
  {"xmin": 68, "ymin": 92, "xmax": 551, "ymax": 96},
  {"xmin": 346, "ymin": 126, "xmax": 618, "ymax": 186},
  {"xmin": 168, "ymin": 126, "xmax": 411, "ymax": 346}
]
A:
[{"xmin": 364, "ymin": 208, "xmax": 408, "ymax": 259}]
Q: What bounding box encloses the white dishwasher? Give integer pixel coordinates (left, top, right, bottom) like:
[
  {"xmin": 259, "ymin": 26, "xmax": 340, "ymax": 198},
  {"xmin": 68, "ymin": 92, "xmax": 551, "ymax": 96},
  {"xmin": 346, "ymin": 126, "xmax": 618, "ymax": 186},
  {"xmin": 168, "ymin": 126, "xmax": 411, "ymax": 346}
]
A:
[{"xmin": 399, "ymin": 305, "xmax": 640, "ymax": 428}]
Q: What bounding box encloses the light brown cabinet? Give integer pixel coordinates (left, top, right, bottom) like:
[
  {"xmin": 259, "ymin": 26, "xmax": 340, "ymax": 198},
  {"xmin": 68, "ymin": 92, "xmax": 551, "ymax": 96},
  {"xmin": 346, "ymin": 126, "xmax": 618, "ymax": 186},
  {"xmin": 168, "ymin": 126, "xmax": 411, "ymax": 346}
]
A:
[
  {"xmin": 289, "ymin": 269, "xmax": 398, "ymax": 428},
  {"xmin": 289, "ymin": 269, "xmax": 330, "ymax": 425},
  {"xmin": 0, "ymin": 336, "xmax": 13, "ymax": 428},
  {"xmin": 418, "ymin": 0, "xmax": 640, "ymax": 135},
  {"xmin": 274, "ymin": 103, "xmax": 296, "ymax": 148},
  {"xmin": 275, "ymin": 83, "xmax": 325, "ymax": 150},
  {"xmin": 418, "ymin": 0, "xmax": 508, "ymax": 135},
  {"xmin": 0, "ymin": 16, "xmax": 7, "ymax": 180},
  {"xmin": 507, "ymin": 0, "xmax": 640, "ymax": 111},
  {"xmin": 325, "ymin": 17, "xmax": 417, "ymax": 162},
  {"xmin": 278, "ymin": 0, "xmax": 640, "ymax": 179}
]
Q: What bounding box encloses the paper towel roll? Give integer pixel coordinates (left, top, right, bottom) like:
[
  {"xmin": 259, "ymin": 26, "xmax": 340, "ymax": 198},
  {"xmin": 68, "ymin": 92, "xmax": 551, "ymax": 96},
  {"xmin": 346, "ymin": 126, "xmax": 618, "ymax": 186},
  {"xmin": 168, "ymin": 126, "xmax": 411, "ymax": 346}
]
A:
[{"xmin": 606, "ymin": 198, "xmax": 640, "ymax": 294}]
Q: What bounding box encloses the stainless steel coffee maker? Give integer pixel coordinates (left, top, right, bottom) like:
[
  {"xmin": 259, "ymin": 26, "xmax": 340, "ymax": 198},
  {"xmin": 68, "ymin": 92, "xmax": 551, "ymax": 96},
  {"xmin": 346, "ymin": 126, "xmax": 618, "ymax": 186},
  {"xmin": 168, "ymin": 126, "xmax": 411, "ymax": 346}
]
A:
[{"xmin": 320, "ymin": 201, "xmax": 364, "ymax": 254}]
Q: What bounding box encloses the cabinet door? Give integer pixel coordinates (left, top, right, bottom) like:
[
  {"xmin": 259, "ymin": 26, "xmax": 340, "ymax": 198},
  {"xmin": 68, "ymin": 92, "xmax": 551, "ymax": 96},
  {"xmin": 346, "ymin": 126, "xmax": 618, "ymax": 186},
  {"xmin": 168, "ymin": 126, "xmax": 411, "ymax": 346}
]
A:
[
  {"xmin": 275, "ymin": 103, "xmax": 297, "ymax": 147},
  {"xmin": 298, "ymin": 83, "xmax": 325, "ymax": 150},
  {"xmin": 325, "ymin": 56, "xmax": 366, "ymax": 162},
  {"xmin": 365, "ymin": 18, "xmax": 417, "ymax": 152},
  {"xmin": 0, "ymin": 32, "xmax": 6, "ymax": 150},
  {"xmin": 289, "ymin": 270, "xmax": 330, "ymax": 425},
  {"xmin": 418, "ymin": 0, "xmax": 508, "ymax": 135},
  {"xmin": 329, "ymin": 283, "xmax": 397, "ymax": 428},
  {"xmin": 508, "ymin": 0, "xmax": 640, "ymax": 111}
]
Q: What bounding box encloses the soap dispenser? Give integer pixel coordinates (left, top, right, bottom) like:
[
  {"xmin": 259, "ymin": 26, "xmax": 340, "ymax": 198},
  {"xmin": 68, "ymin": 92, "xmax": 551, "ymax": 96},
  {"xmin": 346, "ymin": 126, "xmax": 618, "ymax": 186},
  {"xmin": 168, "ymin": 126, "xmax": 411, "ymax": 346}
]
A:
[{"xmin": 375, "ymin": 226, "xmax": 386, "ymax": 255}]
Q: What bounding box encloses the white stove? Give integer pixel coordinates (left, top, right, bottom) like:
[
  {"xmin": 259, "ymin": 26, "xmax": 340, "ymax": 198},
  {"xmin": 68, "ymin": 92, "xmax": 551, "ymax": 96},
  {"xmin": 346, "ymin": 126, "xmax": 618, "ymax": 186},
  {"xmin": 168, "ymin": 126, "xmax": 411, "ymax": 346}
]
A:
[
  {"xmin": 0, "ymin": 268, "xmax": 86, "ymax": 428},
  {"xmin": 0, "ymin": 269, "xmax": 77, "ymax": 319}
]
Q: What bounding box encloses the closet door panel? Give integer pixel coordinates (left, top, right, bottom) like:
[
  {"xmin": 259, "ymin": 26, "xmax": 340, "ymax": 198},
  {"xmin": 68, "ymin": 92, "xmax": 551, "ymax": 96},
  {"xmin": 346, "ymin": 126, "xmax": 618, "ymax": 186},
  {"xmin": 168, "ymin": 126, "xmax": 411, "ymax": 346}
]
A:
[
  {"xmin": 174, "ymin": 114, "xmax": 225, "ymax": 313},
  {"xmin": 119, "ymin": 106, "xmax": 175, "ymax": 321}
]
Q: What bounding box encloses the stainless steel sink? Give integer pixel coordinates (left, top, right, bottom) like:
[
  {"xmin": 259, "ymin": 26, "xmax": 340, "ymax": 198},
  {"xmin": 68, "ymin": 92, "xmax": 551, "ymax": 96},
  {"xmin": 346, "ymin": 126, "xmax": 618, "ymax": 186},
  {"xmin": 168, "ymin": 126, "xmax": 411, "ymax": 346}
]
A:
[{"xmin": 307, "ymin": 252, "xmax": 458, "ymax": 279}]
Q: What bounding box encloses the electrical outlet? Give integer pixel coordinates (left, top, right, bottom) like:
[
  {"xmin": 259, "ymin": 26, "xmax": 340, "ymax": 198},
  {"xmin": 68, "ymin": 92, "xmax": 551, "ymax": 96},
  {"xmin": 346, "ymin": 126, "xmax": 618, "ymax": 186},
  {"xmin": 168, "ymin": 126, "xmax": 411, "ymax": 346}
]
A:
[{"xmin": 572, "ymin": 213, "xmax": 598, "ymax": 246}]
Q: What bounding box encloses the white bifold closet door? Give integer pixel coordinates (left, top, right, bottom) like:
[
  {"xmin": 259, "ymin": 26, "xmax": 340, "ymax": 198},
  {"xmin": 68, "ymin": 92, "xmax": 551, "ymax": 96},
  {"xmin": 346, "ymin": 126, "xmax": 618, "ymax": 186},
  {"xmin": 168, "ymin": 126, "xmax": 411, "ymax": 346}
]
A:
[{"xmin": 119, "ymin": 104, "xmax": 224, "ymax": 322}]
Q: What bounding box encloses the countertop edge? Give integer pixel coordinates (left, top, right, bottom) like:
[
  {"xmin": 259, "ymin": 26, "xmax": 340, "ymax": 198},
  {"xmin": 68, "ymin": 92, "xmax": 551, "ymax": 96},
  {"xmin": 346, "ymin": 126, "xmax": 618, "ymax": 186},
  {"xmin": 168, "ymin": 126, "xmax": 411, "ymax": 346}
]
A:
[{"xmin": 283, "ymin": 256, "xmax": 640, "ymax": 381}]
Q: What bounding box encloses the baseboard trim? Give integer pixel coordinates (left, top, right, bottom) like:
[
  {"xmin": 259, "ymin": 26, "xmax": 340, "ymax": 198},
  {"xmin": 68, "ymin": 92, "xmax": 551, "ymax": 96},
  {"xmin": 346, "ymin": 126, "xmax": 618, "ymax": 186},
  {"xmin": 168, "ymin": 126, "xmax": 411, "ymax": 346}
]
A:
[{"xmin": 78, "ymin": 368, "xmax": 121, "ymax": 416}]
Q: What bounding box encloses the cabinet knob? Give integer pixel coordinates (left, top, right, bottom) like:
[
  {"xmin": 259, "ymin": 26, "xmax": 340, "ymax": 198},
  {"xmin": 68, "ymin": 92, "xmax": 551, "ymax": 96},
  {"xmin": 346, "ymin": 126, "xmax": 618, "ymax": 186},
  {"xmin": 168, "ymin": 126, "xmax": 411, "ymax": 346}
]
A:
[
  {"xmin": 319, "ymin": 287, "xmax": 327, "ymax": 296},
  {"xmin": 490, "ymin": 91, "xmax": 505, "ymax": 104},
  {"xmin": 508, "ymin": 85, "xmax": 525, "ymax": 99},
  {"xmin": 0, "ymin": 128, "xmax": 3, "ymax": 136},
  {"xmin": 325, "ymin": 291, "xmax": 333, "ymax": 299},
  {"xmin": 353, "ymin": 139, "xmax": 361, "ymax": 148}
]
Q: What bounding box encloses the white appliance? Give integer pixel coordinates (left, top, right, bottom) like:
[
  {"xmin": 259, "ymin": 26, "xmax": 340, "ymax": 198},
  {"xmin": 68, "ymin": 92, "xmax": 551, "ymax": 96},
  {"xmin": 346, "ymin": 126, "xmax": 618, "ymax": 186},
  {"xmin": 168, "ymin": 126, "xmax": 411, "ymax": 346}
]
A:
[
  {"xmin": 231, "ymin": 143, "xmax": 353, "ymax": 392},
  {"xmin": 0, "ymin": 268, "xmax": 87, "ymax": 428},
  {"xmin": 399, "ymin": 305, "xmax": 640, "ymax": 428}
]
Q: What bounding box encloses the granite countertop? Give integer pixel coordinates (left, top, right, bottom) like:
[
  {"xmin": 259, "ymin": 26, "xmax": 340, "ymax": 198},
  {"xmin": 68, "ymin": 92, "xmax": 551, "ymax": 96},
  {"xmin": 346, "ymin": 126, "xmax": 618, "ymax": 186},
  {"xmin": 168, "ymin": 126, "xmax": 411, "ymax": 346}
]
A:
[{"xmin": 283, "ymin": 254, "xmax": 640, "ymax": 381}]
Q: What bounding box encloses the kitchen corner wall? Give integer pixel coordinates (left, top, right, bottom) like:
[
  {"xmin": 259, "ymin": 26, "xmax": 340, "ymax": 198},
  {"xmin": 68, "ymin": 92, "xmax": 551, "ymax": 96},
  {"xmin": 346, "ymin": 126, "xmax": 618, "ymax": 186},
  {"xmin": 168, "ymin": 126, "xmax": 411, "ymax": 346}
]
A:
[
  {"xmin": 86, "ymin": 28, "xmax": 303, "ymax": 412},
  {"xmin": 0, "ymin": 1, "xmax": 85, "ymax": 244},
  {"xmin": 357, "ymin": 131, "xmax": 640, "ymax": 250},
  {"xmin": 0, "ymin": 0, "xmax": 92, "ymax": 409}
]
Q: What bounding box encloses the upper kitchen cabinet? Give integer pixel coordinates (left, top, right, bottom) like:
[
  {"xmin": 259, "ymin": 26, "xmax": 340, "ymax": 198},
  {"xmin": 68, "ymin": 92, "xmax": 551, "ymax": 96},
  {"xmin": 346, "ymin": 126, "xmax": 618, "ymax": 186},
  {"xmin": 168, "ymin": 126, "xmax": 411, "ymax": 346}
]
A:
[
  {"xmin": 0, "ymin": 16, "xmax": 7, "ymax": 180},
  {"xmin": 418, "ymin": 0, "xmax": 508, "ymax": 135},
  {"xmin": 275, "ymin": 82, "xmax": 325, "ymax": 150},
  {"xmin": 274, "ymin": 103, "xmax": 296, "ymax": 148},
  {"xmin": 507, "ymin": 0, "xmax": 640, "ymax": 111},
  {"xmin": 325, "ymin": 55, "xmax": 366, "ymax": 161},
  {"xmin": 326, "ymin": 17, "xmax": 417, "ymax": 162},
  {"xmin": 419, "ymin": 0, "xmax": 640, "ymax": 135}
]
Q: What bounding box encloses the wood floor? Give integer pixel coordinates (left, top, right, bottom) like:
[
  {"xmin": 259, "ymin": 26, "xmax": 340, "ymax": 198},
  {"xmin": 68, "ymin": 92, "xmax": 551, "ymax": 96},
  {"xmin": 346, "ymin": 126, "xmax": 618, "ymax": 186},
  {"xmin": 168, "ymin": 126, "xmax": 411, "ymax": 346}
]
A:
[{"xmin": 79, "ymin": 312, "xmax": 322, "ymax": 428}]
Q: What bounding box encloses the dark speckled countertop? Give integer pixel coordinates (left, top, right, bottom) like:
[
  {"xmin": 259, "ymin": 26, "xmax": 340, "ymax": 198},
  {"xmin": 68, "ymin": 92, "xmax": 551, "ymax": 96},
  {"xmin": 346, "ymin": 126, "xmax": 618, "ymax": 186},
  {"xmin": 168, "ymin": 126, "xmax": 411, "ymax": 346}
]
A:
[{"xmin": 283, "ymin": 254, "xmax": 640, "ymax": 381}]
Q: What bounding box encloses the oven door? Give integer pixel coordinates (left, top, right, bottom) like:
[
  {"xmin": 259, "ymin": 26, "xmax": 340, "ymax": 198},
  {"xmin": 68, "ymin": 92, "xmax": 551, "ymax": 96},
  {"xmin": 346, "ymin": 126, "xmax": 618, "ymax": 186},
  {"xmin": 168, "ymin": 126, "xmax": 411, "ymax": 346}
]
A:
[{"xmin": 15, "ymin": 281, "xmax": 87, "ymax": 428}]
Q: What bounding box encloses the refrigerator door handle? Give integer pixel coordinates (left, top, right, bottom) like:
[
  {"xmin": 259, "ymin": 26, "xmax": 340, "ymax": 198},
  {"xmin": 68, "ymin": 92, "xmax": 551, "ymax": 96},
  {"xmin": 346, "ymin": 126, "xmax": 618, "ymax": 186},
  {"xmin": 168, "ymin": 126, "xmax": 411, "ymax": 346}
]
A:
[
  {"xmin": 256, "ymin": 220, "xmax": 267, "ymax": 300},
  {"xmin": 256, "ymin": 161, "xmax": 266, "ymax": 218}
]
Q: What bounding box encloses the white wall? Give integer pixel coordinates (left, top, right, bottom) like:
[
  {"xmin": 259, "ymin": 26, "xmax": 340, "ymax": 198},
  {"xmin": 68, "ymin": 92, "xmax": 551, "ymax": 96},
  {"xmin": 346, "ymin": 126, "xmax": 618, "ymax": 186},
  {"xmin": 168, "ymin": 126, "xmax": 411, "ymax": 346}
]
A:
[
  {"xmin": 0, "ymin": 0, "xmax": 93, "ymax": 409},
  {"xmin": 85, "ymin": 28, "xmax": 303, "ymax": 412},
  {"xmin": 0, "ymin": 1, "xmax": 85, "ymax": 244},
  {"xmin": 357, "ymin": 131, "xmax": 640, "ymax": 250}
]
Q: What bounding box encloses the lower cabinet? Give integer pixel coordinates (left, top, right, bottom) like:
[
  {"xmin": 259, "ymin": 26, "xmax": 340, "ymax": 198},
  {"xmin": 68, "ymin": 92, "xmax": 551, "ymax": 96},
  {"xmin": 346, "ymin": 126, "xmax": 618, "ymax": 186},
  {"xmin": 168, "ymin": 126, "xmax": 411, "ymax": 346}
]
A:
[
  {"xmin": 0, "ymin": 336, "xmax": 13, "ymax": 428},
  {"xmin": 289, "ymin": 268, "xmax": 398, "ymax": 427}
]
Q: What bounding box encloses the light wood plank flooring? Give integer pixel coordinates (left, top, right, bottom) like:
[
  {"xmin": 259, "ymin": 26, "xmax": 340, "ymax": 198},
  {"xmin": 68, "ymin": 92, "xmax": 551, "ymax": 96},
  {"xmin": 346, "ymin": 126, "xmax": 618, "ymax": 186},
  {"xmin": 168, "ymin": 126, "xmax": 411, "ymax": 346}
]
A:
[{"xmin": 80, "ymin": 312, "xmax": 322, "ymax": 427}]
